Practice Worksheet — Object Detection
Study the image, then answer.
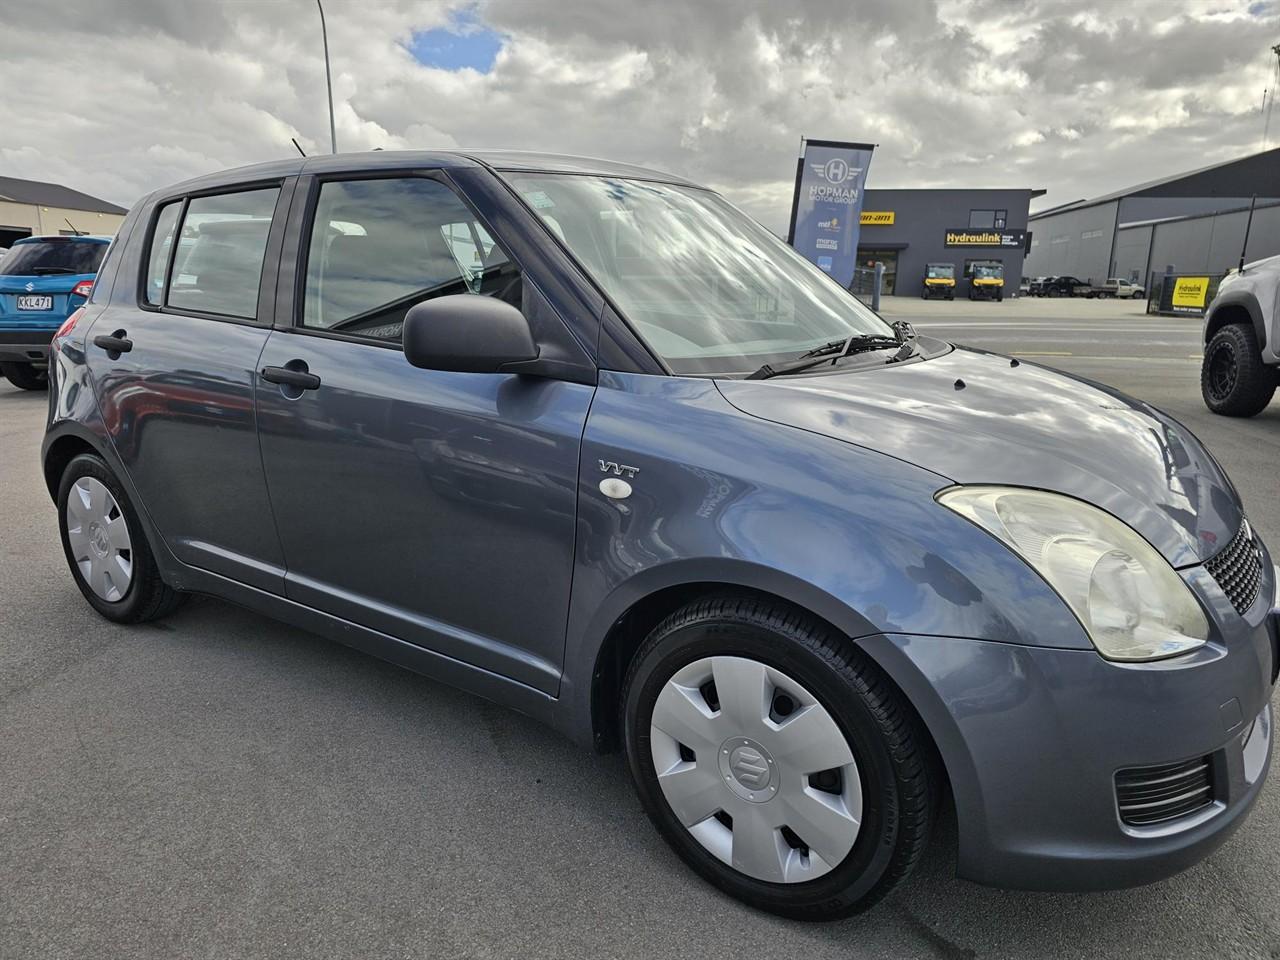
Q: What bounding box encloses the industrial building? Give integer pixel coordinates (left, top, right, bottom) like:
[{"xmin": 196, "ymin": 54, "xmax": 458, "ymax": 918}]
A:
[
  {"xmin": 855, "ymin": 187, "xmax": 1044, "ymax": 296},
  {"xmin": 1023, "ymin": 147, "xmax": 1280, "ymax": 286},
  {"xmin": 0, "ymin": 175, "xmax": 127, "ymax": 248}
]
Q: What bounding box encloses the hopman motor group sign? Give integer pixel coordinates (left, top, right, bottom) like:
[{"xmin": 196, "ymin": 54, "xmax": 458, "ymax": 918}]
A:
[{"xmin": 787, "ymin": 138, "xmax": 876, "ymax": 288}]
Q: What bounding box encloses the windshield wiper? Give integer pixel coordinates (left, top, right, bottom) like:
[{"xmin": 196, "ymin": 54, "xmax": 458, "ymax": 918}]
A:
[{"xmin": 747, "ymin": 332, "xmax": 904, "ymax": 380}]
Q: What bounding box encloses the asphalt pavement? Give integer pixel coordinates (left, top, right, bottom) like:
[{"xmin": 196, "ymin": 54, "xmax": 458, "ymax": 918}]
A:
[{"xmin": 2, "ymin": 298, "xmax": 1278, "ymax": 959}]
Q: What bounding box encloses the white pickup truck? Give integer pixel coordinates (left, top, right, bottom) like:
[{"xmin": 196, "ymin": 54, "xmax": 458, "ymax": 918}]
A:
[
  {"xmin": 1100, "ymin": 278, "xmax": 1145, "ymax": 299},
  {"xmin": 1201, "ymin": 256, "xmax": 1279, "ymax": 416}
]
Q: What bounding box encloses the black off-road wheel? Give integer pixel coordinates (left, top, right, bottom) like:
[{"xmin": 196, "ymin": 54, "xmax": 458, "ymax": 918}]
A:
[
  {"xmin": 622, "ymin": 596, "xmax": 937, "ymax": 920},
  {"xmin": 57, "ymin": 452, "xmax": 183, "ymax": 623},
  {"xmin": 1, "ymin": 361, "xmax": 48, "ymax": 391},
  {"xmin": 1201, "ymin": 323, "xmax": 1276, "ymax": 417}
]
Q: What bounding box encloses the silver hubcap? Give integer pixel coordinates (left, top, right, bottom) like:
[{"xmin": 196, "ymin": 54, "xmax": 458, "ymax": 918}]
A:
[
  {"xmin": 65, "ymin": 477, "xmax": 133, "ymax": 602},
  {"xmin": 649, "ymin": 656, "xmax": 862, "ymax": 884}
]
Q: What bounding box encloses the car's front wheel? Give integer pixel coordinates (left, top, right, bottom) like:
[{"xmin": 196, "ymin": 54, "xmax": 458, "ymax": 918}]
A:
[
  {"xmin": 622, "ymin": 596, "xmax": 936, "ymax": 919},
  {"xmin": 1201, "ymin": 323, "xmax": 1277, "ymax": 417},
  {"xmin": 1, "ymin": 361, "xmax": 48, "ymax": 391},
  {"xmin": 57, "ymin": 452, "xmax": 183, "ymax": 622}
]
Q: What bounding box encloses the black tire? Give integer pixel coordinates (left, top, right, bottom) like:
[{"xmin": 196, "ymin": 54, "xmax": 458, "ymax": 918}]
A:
[
  {"xmin": 622, "ymin": 596, "xmax": 936, "ymax": 920},
  {"xmin": 56, "ymin": 452, "xmax": 183, "ymax": 623},
  {"xmin": 996, "ymin": 289, "xmax": 1003, "ymax": 302},
  {"xmin": 1047, "ymin": 287, "xmax": 1060, "ymax": 298},
  {"xmin": 1, "ymin": 361, "xmax": 48, "ymax": 391},
  {"xmin": 1201, "ymin": 323, "xmax": 1277, "ymax": 417}
]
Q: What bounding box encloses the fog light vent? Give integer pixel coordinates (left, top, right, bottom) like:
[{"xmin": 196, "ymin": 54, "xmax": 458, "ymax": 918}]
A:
[{"xmin": 1115, "ymin": 756, "xmax": 1214, "ymax": 827}]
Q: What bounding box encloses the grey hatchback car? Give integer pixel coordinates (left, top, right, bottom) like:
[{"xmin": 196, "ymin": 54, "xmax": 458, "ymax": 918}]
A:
[{"xmin": 43, "ymin": 151, "xmax": 1277, "ymax": 919}]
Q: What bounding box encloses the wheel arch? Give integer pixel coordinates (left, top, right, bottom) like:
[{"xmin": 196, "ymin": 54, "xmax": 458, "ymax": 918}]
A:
[
  {"xmin": 577, "ymin": 566, "xmax": 951, "ymax": 809},
  {"xmin": 1204, "ymin": 291, "xmax": 1265, "ymax": 345}
]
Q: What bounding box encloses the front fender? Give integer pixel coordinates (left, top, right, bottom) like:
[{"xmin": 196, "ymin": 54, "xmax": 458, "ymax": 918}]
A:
[{"xmin": 556, "ymin": 371, "xmax": 1089, "ymax": 744}]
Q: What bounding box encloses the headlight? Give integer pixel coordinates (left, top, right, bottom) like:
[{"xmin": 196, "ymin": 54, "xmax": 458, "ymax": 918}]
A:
[{"xmin": 937, "ymin": 486, "xmax": 1209, "ymax": 662}]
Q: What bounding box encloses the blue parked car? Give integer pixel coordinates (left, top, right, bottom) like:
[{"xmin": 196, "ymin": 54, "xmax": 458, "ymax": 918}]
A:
[
  {"xmin": 0, "ymin": 234, "xmax": 108, "ymax": 390},
  {"xmin": 41, "ymin": 152, "xmax": 1278, "ymax": 918}
]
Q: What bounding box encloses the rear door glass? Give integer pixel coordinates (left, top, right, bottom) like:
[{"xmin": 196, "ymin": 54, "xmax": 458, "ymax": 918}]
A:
[{"xmin": 167, "ymin": 188, "xmax": 279, "ymax": 320}]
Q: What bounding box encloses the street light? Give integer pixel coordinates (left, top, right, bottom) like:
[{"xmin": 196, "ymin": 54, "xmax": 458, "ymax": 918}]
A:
[{"xmin": 317, "ymin": 0, "xmax": 337, "ymax": 154}]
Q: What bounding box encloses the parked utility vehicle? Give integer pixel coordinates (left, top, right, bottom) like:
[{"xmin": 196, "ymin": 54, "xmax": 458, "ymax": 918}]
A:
[
  {"xmin": 1201, "ymin": 256, "xmax": 1280, "ymax": 417},
  {"xmin": 921, "ymin": 262, "xmax": 955, "ymax": 299}
]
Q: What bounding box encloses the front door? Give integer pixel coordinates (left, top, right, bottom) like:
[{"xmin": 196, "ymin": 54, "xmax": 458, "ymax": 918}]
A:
[
  {"xmin": 88, "ymin": 183, "xmax": 292, "ymax": 592},
  {"xmin": 255, "ymin": 174, "xmax": 593, "ymax": 693}
]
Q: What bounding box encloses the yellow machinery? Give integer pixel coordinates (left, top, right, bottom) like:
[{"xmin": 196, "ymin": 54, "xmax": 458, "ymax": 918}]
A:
[
  {"xmin": 921, "ymin": 262, "xmax": 956, "ymax": 300},
  {"xmin": 968, "ymin": 260, "xmax": 1004, "ymax": 301}
]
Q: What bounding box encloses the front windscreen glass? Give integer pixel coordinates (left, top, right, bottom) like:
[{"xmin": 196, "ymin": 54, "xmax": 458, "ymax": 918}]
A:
[
  {"xmin": 972, "ymin": 263, "xmax": 1002, "ymax": 279},
  {"xmin": 507, "ymin": 173, "xmax": 894, "ymax": 375},
  {"xmin": 926, "ymin": 264, "xmax": 954, "ymax": 279}
]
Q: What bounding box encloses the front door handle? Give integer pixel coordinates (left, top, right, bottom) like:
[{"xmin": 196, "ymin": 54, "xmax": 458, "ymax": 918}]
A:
[
  {"xmin": 261, "ymin": 365, "xmax": 321, "ymax": 391},
  {"xmin": 93, "ymin": 331, "xmax": 133, "ymax": 356}
]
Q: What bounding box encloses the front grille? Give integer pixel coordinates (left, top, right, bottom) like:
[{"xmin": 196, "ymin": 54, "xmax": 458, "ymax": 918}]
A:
[
  {"xmin": 1116, "ymin": 757, "xmax": 1215, "ymax": 827},
  {"xmin": 1204, "ymin": 520, "xmax": 1263, "ymax": 615}
]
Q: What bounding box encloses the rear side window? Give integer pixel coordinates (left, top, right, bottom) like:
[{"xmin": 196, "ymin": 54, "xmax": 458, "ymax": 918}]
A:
[
  {"xmin": 143, "ymin": 202, "xmax": 182, "ymax": 305},
  {"xmin": 301, "ymin": 177, "xmax": 520, "ymax": 342},
  {"xmin": 166, "ymin": 188, "xmax": 279, "ymax": 320},
  {"xmin": 0, "ymin": 239, "xmax": 106, "ymax": 277}
]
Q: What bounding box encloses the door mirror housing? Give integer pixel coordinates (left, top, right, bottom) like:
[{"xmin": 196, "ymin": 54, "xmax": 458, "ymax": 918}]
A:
[{"xmin": 403, "ymin": 295, "xmax": 538, "ymax": 373}]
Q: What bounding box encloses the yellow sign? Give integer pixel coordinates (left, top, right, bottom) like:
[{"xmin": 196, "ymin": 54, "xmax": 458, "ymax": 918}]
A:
[
  {"xmin": 860, "ymin": 211, "xmax": 894, "ymax": 225},
  {"xmin": 1171, "ymin": 276, "xmax": 1210, "ymax": 309}
]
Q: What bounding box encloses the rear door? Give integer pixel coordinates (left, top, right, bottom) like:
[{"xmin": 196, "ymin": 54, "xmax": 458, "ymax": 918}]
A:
[
  {"xmin": 87, "ymin": 181, "xmax": 295, "ymax": 593},
  {"xmin": 255, "ymin": 171, "xmax": 595, "ymax": 692}
]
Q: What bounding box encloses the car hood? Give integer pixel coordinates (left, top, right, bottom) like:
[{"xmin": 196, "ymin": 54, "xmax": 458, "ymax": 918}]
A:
[{"xmin": 715, "ymin": 346, "xmax": 1240, "ymax": 567}]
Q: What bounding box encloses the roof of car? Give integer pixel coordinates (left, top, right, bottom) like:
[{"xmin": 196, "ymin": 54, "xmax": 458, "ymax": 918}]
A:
[
  {"xmin": 14, "ymin": 234, "xmax": 111, "ymax": 244},
  {"xmin": 149, "ymin": 149, "xmax": 696, "ymax": 200}
]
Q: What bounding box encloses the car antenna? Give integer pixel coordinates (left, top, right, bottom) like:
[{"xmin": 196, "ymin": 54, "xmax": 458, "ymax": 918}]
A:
[
  {"xmin": 1238, "ymin": 194, "xmax": 1257, "ymax": 273},
  {"xmin": 291, "ymin": 137, "xmax": 307, "ymax": 157},
  {"xmin": 63, "ymin": 218, "xmax": 84, "ymax": 236}
]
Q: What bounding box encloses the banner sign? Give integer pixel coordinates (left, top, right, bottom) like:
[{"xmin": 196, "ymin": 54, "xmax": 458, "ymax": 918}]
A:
[
  {"xmin": 944, "ymin": 228, "xmax": 1028, "ymax": 248},
  {"xmin": 860, "ymin": 211, "xmax": 894, "ymax": 225},
  {"xmin": 1171, "ymin": 276, "xmax": 1210, "ymax": 312},
  {"xmin": 787, "ymin": 139, "xmax": 875, "ymax": 288}
]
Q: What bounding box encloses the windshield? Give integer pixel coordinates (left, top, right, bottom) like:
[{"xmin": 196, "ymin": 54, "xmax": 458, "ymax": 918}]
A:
[
  {"xmin": 926, "ymin": 264, "xmax": 954, "ymax": 279},
  {"xmin": 507, "ymin": 173, "xmax": 894, "ymax": 375},
  {"xmin": 971, "ymin": 263, "xmax": 1002, "ymax": 279},
  {"xmin": 0, "ymin": 239, "xmax": 105, "ymax": 276}
]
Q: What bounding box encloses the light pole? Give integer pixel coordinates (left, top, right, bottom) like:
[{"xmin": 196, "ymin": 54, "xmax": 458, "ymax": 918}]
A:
[{"xmin": 317, "ymin": 0, "xmax": 337, "ymax": 153}]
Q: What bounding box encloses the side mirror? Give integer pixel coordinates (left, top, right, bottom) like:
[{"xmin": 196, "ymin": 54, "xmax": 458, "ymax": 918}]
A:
[{"xmin": 402, "ymin": 294, "xmax": 538, "ymax": 374}]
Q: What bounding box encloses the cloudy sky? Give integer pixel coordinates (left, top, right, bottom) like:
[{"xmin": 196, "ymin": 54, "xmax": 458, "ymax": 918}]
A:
[{"xmin": 1, "ymin": 0, "xmax": 1277, "ymax": 231}]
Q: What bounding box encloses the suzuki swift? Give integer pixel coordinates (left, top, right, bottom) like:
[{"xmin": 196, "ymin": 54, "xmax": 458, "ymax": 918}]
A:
[{"xmin": 42, "ymin": 152, "xmax": 1278, "ymax": 919}]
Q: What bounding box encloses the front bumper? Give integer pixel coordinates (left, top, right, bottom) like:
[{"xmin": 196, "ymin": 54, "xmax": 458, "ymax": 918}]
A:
[
  {"xmin": 860, "ymin": 561, "xmax": 1278, "ymax": 891},
  {"xmin": 0, "ymin": 330, "xmax": 54, "ymax": 364}
]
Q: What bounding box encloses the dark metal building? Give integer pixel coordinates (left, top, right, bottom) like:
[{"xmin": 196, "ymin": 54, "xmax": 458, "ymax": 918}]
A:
[
  {"xmin": 1023, "ymin": 148, "xmax": 1280, "ymax": 286},
  {"xmin": 855, "ymin": 188, "xmax": 1044, "ymax": 297}
]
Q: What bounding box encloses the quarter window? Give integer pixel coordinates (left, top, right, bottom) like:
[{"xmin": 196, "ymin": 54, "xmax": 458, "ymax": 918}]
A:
[
  {"xmin": 301, "ymin": 177, "xmax": 520, "ymax": 343},
  {"xmin": 143, "ymin": 202, "xmax": 182, "ymax": 305},
  {"xmin": 166, "ymin": 188, "xmax": 279, "ymax": 320}
]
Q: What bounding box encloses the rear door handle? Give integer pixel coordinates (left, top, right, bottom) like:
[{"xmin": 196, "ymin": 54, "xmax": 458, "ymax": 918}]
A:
[
  {"xmin": 92, "ymin": 332, "xmax": 133, "ymax": 355},
  {"xmin": 261, "ymin": 365, "xmax": 321, "ymax": 390}
]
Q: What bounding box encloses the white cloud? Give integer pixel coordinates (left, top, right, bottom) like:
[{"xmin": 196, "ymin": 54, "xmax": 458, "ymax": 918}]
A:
[{"xmin": 0, "ymin": 0, "xmax": 1275, "ymax": 232}]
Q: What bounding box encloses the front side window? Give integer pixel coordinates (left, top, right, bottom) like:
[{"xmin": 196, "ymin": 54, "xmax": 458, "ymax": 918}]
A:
[
  {"xmin": 167, "ymin": 188, "xmax": 279, "ymax": 319},
  {"xmin": 506, "ymin": 174, "xmax": 894, "ymax": 375},
  {"xmin": 301, "ymin": 177, "xmax": 520, "ymax": 343}
]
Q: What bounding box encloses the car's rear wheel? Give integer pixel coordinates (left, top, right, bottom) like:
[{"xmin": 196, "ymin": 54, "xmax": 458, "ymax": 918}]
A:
[
  {"xmin": 622, "ymin": 596, "xmax": 936, "ymax": 920},
  {"xmin": 1, "ymin": 361, "xmax": 48, "ymax": 391},
  {"xmin": 1201, "ymin": 323, "xmax": 1276, "ymax": 417},
  {"xmin": 57, "ymin": 453, "xmax": 183, "ymax": 622}
]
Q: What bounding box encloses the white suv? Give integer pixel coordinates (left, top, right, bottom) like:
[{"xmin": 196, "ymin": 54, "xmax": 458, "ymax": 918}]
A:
[{"xmin": 1201, "ymin": 257, "xmax": 1280, "ymax": 416}]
